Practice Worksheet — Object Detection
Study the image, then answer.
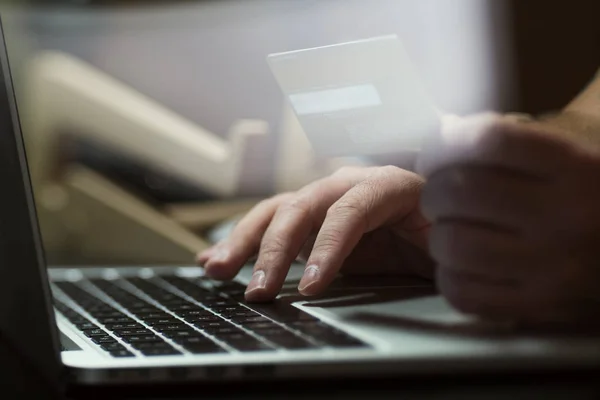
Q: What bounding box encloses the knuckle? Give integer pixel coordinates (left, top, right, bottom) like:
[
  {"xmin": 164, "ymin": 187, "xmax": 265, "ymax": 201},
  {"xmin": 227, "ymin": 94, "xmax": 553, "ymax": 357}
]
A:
[
  {"xmin": 328, "ymin": 198, "xmax": 367, "ymax": 224},
  {"xmin": 281, "ymin": 195, "xmax": 312, "ymax": 217},
  {"xmin": 282, "ymin": 196, "xmax": 311, "ymax": 214}
]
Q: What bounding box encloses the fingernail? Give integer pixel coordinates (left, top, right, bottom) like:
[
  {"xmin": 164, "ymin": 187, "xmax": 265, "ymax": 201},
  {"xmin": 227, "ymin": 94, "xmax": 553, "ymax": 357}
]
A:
[
  {"xmin": 245, "ymin": 270, "xmax": 266, "ymax": 294},
  {"xmin": 298, "ymin": 265, "xmax": 320, "ymax": 294}
]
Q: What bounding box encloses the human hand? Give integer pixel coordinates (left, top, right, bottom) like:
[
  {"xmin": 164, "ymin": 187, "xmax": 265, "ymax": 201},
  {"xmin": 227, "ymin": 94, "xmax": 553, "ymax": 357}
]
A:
[
  {"xmin": 418, "ymin": 112, "xmax": 600, "ymax": 325},
  {"xmin": 197, "ymin": 166, "xmax": 433, "ymax": 302}
]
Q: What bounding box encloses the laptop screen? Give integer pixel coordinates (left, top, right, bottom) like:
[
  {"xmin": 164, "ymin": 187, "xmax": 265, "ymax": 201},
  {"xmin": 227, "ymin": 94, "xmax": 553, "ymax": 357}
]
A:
[{"xmin": 0, "ymin": 17, "xmax": 63, "ymax": 389}]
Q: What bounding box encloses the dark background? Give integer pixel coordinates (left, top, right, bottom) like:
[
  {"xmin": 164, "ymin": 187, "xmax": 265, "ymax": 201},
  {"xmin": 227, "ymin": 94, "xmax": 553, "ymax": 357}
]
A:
[{"xmin": 510, "ymin": 0, "xmax": 599, "ymax": 114}]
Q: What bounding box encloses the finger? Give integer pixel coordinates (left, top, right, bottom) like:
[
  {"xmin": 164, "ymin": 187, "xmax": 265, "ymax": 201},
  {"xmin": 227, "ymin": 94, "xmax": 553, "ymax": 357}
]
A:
[
  {"xmin": 437, "ymin": 266, "xmax": 526, "ymax": 321},
  {"xmin": 417, "ymin": 113, "xmax": 575, "ymax": 180},
  {"xmin": 202, "ymin": 193, "xmax": 291, "ymax": 279},
  {"xmin": 429, "ymin": 221, "xmax": 532, "ymax": 280},
  {"xmin": 245, "ymin": 168, "xmax": 375, "ymax": 302},
  {"xmin": 421, "ymin": 166, "xmax": 547, "ymax": 232},
  {"xmin": 299, "ymin": 167, "xmax": 427, "ymax": 296}
]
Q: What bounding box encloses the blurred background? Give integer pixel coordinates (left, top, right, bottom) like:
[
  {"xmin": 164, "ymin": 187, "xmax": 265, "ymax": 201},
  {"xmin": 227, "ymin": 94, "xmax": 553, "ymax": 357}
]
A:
[{"xmin": 0, "ymin": 0, "xmax": 597, "ymax": 267}]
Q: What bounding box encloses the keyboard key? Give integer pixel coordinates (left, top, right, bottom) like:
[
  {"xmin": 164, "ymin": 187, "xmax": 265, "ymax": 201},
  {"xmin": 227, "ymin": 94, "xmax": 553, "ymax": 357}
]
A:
[
  {"xmin": 221, "ymin": 311, "xmax": 259, "ymax": 319},
  {"xmin": 100, "ymin": 342, "xmax": 127, "ymax": 351},
  {"xmin": 162, "ymin": 330, "xmax": 199, "ymax": 340},
  {"xmin": 133, "ymin": 341, "xmax": 172, "ymax": 349},
  {"xmin": 183, "ymin": 343, "xmax": 226, "ymax": 354},
  {"xmin": 104, "ymin": 323, "xmax": 143, "ymax": 330},
  {"xmin": 92, "ymin": 336, "xmax": 118, "ymax": 344},
  {"xmin": 144, "ymin": 318, "xmax": 180, "ymax": 326},
  {"xmin": 232, "ymin": 316, "xmax": 271, "ymax": 324},
  {"xmin": 179, "ymin": 310, "xmax": 213, "ymax": 320},
  {"xmin": 161, "ymin": 277, "xmax": 224, "ymax": 301},
  {"xmin": 153, "ymin": 324, "xmax": 190, "ymax": 332},
  {"xmin": 184, "ymin": 315, "xmax": 221, "ymax": 323},
  {"xmin": 253, "ymin": 328, "xmax": 290, "ymax": 338},
  {"xmin": 196, "ymin": 294, "xmax": 224, "ymax": 302},
  {"xmin": 204, "ymin": 326, "xmax": 244, "ymax": 336},
  {"xmin": 97, "ymin": 316, "xmax": 134, "ymax": 324},
  {"xmin": 141, "ymin": 348, "xmax": 181, "ymax": 356},
  {"xmin": 194, "ymin": 321, "xmax": 229, "ymax": 330},
  {"xmin": 166, "ymin": 304, "xmax": 201, "ymax": 312},
  {"xmin": 110, "ymin": 350, "xmax": 135, "ymax": 358},
  {"xmin": 83, "ymin": 329, "xmax": 108, "ymax": 337},
  {"xmin": 172, "ymin": 335, "xmax": 212, "ymax": 346},
  {"xmin": 127, "ymin": 307, "xmax": 161, "ymax": 314},
  {"xmin": 244, "ymin": 322, "xmax": 281, "ymax": 331},
  {"xmin": 75, "ymin": 322, "xmax": 97, "ymax": 330},
  {"xmin": 71, "ymin": 317, "xmax": 91, "ymax": 325},
  {"xmin": 204, "ymin": 299, "xmax": 238, "ymax": 307},
  {"xmin": 214, "ymin": 307, "xmax": 246, "ymax": 315},
  {"xmin": 114, "ymin": 329, "xmax": 153, "ymax": 337},
  {"xmin": 123, "ymin": 335, "xmax": 165, "ymax": 344},
  {"xmin": 136, "ymin": 312, "xmax": 170, "ymax": 320}
]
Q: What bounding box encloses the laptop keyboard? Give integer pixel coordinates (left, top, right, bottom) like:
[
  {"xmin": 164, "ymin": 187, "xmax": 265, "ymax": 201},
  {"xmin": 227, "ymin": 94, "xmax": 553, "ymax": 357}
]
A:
[{"xmin": 52, "ymin": 274, "xmax": 368, "ymax": 358}]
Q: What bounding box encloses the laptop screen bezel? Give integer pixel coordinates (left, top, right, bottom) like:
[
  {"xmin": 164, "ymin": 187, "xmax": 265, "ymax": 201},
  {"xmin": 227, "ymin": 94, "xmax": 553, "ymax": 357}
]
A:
[{"xmin": 0, "ymin": 16, "xmax": 63, "ymax": 389}]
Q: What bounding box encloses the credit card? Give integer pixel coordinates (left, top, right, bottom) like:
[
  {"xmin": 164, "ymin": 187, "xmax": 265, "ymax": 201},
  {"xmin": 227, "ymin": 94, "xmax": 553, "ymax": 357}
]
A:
[{"xmin": 267, "ymin": 35, "xmax": 441, "ymax": 157}]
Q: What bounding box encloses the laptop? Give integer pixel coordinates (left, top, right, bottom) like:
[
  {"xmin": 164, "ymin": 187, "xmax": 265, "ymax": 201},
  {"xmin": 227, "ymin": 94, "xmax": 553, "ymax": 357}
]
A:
[{"xmin": 1, "ymin": 19, "xmax": 599, "ymax": 394}]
